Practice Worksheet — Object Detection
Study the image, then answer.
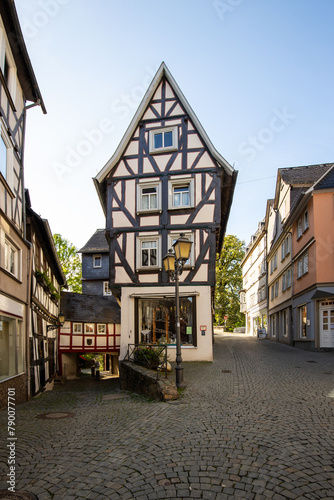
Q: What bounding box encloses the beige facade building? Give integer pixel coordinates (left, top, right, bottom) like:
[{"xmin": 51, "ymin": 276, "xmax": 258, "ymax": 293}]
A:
[
  {"xmin": 0, "ymin": 1, "xmax": 45, "ymax": 407},
  {"xmin": 241, "ymin": 217, "xmax": 268, "ymax": 336}
]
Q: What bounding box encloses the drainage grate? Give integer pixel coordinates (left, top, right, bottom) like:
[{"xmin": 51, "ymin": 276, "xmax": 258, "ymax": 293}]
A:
[
  {"xmin": 222, "ymin": 370, "xmax": 232, "ymax": 373},
  {"xmin": 37, "ymin": 412, "xmax": 74, "ymax": 420}
]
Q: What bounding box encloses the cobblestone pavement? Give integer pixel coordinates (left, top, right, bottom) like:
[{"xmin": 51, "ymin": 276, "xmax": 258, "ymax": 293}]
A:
[{"xmin": 1, "ymin": 333, "xmax": 334, "ymax": 500}]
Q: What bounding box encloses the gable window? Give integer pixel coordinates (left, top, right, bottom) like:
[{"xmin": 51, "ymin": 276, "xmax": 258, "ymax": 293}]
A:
[
  {"xmin": 103, "ymin": 281, "xmax": 112, "ymax": 296},
  {"xmin": 93, "ymin": 255, "xmax": 102, "ymax": 268},
  {"xmin": 0, "ymin": 25, "xmax": 17, "ymax": 102},
  {"xmin": 149, "ymin": 126, "xmax": 178, "ymax": 154},
  {"xmin": 137, "ymin": 181, "xmax": 161, "ymax": 213},
  {"xmin": 168, "ymin": 178, "xmax": 194, "ymax": 210},
  {"xmin": 136, "ymin": 236, "xmax": 161, "ymax": 270}
]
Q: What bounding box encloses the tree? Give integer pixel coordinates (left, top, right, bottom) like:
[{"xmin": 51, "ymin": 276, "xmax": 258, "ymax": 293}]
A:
[
  {"xmin": 53, "ymin": 233, "xmax": 82, "ymax": 293},
  {"xmin": 215, "ymin": 235, "xmax": 245, "ymax": 331}
]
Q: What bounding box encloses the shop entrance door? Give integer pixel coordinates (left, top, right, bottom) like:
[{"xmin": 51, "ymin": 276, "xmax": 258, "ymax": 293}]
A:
[{"xmin": 319, "ymin": 302, "xmax": 334, "ymax": 348}]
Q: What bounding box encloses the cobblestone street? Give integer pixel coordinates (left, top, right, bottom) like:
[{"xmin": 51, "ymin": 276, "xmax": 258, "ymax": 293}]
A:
[{"xmin": 1, "ymin": 333, "xmax": 333, "ymax": 500}]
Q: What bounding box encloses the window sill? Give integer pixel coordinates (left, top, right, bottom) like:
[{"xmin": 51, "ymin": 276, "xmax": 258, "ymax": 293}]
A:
[
  {"xmin": 136, "ymin": 267, "xmax": 162, "ymax": 272},
  {"xmin": 137, "ymin": 210, "xmax": 162, "ymax": 215},
  {"xmin": 168, "ymin": 206, "xmax": 194, "ymax": 211},
  {"xmin": 149, "ymin": 146, "xmax": 178, "ymax": 155}
]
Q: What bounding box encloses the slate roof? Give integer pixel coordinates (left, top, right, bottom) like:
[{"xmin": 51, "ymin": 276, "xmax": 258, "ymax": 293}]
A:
[
  {"xmin": 79, "ymin": 229, "xmax": 109, "ymax": 253},
  {"xmin": 313, "ymin": 164, "xmax": 334, "ymax": 191},
  {"xmin": 60, "ymin": 292, "xmax": 120, "ymax": 324},
  {"xmin": 279, "ymin": 163, "xmax": 333, "ymax": 186}
]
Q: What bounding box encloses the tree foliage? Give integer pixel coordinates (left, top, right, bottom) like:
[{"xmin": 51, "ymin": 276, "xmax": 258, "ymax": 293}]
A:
[
  {"xmin": 215, "ymin": 235, "xmax": 245, "ymax": 330},
  {"xmin": 53, "ymin": 233, "xmax": 82, "ymax": 293}
]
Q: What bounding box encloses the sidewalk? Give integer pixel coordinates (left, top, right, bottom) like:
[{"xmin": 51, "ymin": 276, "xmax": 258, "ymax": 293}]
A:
[{"xmin": 1, "ymin": 333, "xmax": 333, "ymax": 499}]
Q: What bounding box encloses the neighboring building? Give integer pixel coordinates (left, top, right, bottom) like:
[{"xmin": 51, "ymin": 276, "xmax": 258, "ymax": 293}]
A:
[
  {"xmin": 266, "ymin": 172, "xmax": 294, "ymax": 345},
  {"xmin": 79, "ymin": 229, "xmax": 112, "ymax": 298},
  {"xmin": 25, "ymin": 193, "xmax": 66, "ymax": 396},
  {"xmin": 241, "ymin": 215, "xmax": 269, "ymax": 336},
  {"xmin": 0, "ymin": 1, "xmax": 46, "ymax": 407},
  {"xmin": 93, "ymin": 62, "xmax": 237, "ymax": 362},
  {"xmin": 58, "ymin": 292, "xmax": 121, "ymax": 379},
  {"xmin": 285, "ymin": 164, "xmax": 334, "ymax": 349},
  {"xmin": 242, "ymin": 163, "xmax": 334, "ymax": 351}
]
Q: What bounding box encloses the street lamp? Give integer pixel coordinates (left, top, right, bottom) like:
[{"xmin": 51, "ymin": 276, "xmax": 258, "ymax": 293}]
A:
[
  {"xmin": 47, "ymin": 313, "xmax": 65, "ymax": 332},
  {"xmin": 162, "ymin": 233, "xmax": 192, "ymax": 388}
]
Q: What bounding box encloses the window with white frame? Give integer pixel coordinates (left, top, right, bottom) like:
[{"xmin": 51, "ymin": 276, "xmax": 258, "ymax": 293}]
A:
[
  {"xmin": 73, "ymin": 323, "xmax": 82, "ymax": 334},
  {"xmin": 303, "ymin": 210, "xmax": 309, "ymax": 231},
  {"xmin": 0, "ymin": 315, "xmax": 24, "ymax": 381},
  {"xmin": 281, "ymin": 234, "xmax": 291, "ymax": 261},
  {"xmin": 137, "ymin": 181, "xmax": 161, "ymax": 213},
  {"xmin": 85, "ymin": 324, "xmax": 95, "ymax": 334},
  {"xmin": 93, "ymin": 255, "xmax": 102, "ymax": 268},
  {"xmin": 136, "ymin": 235, "xmax": 161, "ymax": 269},
  {"xmin": 297, "ymin": 252, "xmax": 309, "ymax": 279},
  {"xmin": 168, "ymin": 232, "xmax": 194, "ymax": 268},
  {"xmin": 270, "ymin": 253, "xmax": 277, "ymax": 274},
  {"xmin": 4, "ymin": 236, "xmax": 20, "ymax": 279},
  {"xmin": 149, "ymin": 126, "xmax": 178, "ymax": 154},
  {"xmin": 103, "ymin": 281, "xmax": 112, "ymax": 296},
  {"xmin": 282, "ymin": 268, "xmax": 292, "ymax": 292},
  {"xmin": 168, "ymin": 177, "xmax": 194, "ymax": 209},
  {"xmin": 97, "ymin": 324, "xmax": 106, "ymax": 334}
]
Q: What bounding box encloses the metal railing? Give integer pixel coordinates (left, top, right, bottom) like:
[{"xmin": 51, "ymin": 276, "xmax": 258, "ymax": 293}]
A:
[{"xmin": 125, "ymin": 344, "xmax": 168, "ymax": 379}]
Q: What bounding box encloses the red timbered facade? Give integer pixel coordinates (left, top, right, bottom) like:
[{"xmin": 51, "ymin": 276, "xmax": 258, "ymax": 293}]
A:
[{"xmin": 94, "ymin": 63, "xmax": 237, "ymax": 362}]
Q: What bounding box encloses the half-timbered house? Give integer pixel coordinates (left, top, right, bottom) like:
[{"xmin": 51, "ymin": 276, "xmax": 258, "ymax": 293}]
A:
[
  {"xmin": 0, "ymin": 1, "xmax": 45, "ymax": 408},
  {"xmin": 25, "ymin": 193, "xmax": 67, "ymax": 395},
  {"xmin": 94, "ymin": 63, "xmax": 237, "ymax": 362}
]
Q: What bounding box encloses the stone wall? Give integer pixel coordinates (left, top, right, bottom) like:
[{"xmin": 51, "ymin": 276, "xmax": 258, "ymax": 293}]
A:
[
  {"xmin": 0, "ymin": 374, "xmax": 27, "ymax": 410},
  {"xmin": 120, "ymin": 361, "xmax": 178, "ymax": 402}
]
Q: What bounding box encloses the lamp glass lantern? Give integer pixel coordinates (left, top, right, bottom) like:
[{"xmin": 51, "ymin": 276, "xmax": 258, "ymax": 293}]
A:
[
  {"xmin": 162, "ymin": 249, "xmax": 175, "ymax": 273},
  {"xmin": 172, "ymin": 233, "xmax": 192, "ymax": 262}
]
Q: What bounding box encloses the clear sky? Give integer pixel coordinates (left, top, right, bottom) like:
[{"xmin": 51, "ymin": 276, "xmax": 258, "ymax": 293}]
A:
[{"xmin": 15, "ymin": 0, "xmax": 334, "ymax": 251}]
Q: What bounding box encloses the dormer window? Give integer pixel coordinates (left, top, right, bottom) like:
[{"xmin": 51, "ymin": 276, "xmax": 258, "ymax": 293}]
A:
[{"xmin": 149, "ymin": 126, "xmax": 178, "ymax": 154}]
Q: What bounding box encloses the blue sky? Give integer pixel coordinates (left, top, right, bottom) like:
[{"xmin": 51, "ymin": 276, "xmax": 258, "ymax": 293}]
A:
[{"xmin": 15, "ymin": 0, "xmax": 334, "ymax": 250}]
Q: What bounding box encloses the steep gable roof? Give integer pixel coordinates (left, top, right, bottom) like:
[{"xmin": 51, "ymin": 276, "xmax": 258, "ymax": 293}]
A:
[
  {"xmin": 79, "ymin": 229, "xmax": 108, "ymax": 253},
  {"xmin": 0, "ymin": 0, "xmax": 46, "ymax": 113},
  {"xmin": 93, "ymin": 62, "xmax": 235, "ymax": 214}
]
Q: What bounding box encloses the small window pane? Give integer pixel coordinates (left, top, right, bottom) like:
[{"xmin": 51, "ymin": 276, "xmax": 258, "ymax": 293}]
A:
[
  {"xmin": 154, "ymin": 133, "xmax": 163, "ymax": 149},
  {"xmin": 142, "ymin": 249, "xmax": 149, "ymax": 266},
  {"xmin": 0, "ymin": 137, "xmax": 7, "ymax": 179},
  {"xmin": 150, "ymin": 249, "xmax": 157, "ymax": 266},
  {"xmin": 164, "ymin": 131, "xmax": 173, "ymax": 147}
]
